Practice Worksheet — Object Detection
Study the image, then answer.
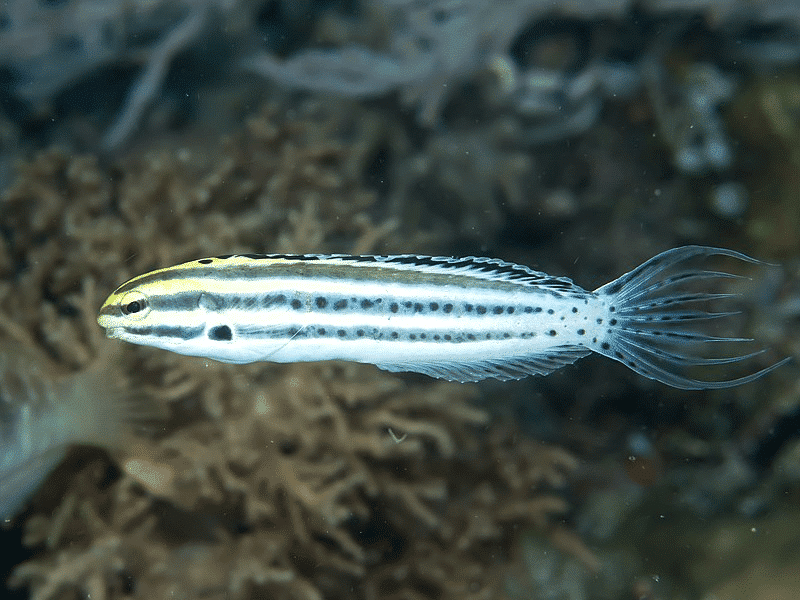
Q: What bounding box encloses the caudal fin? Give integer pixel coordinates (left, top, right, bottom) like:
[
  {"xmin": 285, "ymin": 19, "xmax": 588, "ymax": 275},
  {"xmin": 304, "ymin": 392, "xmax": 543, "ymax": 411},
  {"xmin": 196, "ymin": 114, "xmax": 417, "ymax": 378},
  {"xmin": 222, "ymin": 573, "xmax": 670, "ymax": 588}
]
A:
[{"xmin": 593, "ymin": 246, "xmax": 789, "ymax": 390}]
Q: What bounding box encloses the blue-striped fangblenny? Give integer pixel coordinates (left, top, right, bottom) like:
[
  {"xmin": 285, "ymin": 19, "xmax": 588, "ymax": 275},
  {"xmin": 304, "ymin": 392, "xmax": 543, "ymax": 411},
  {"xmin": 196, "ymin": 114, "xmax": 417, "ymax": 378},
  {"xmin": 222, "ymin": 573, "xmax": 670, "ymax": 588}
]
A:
[{"xmin": 97, "ymin": 246, "xmax": 788, "ymax": 389}]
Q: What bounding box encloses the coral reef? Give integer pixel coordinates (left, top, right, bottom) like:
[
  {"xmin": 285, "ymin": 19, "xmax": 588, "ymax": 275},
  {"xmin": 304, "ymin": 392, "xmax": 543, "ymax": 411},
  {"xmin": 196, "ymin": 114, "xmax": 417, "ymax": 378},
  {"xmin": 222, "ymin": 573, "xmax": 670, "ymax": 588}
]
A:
[
  {"xmin": 0, "ymin": 97, "xmax": 590, "ymax": 599},
  {"xmin": 9, "ymin": 361, "xmax": 583, "ymax": 599},
  {"xmin": 3, "ymin": 0, "xmax": 800, "ymax": 164},
  {"xmin": 2, "ymin": 3, "xmax": 800, "ymax": 599}
]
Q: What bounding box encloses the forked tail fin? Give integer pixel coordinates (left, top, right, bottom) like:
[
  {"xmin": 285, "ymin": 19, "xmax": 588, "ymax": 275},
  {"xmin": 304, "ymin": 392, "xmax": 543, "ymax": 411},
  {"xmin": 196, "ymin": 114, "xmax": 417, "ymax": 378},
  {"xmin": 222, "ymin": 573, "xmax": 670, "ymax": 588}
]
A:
[{"xmin": 593, "ymin": 246, "xmax": 790, "ymax": 389}]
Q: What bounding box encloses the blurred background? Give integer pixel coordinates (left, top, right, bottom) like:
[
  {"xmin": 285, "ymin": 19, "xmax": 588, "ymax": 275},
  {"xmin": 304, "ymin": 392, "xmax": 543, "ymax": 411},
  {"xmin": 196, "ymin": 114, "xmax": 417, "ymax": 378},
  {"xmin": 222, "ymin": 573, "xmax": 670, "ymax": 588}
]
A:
[{"xmin": 1, "ymin": 1, "xmax": 800, "ymax": 598}]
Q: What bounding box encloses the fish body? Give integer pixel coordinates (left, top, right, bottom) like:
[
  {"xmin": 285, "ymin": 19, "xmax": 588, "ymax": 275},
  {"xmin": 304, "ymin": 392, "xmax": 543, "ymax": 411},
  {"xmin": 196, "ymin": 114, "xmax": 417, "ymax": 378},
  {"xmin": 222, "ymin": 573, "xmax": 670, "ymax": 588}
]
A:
[
  {"xmin": 97, "ymin": 247, "xmax": 787, "ymax": 389},
  {"xmin": 0, "ymin": 343, "xmax": 139, "ymax": 520}
]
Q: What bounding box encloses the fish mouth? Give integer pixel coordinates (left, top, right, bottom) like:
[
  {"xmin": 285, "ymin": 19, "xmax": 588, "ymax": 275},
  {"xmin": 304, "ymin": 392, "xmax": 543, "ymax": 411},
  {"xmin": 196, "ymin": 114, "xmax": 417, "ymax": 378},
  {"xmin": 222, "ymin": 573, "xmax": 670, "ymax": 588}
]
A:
[
  {"xmin": 103, "ymin": 327, "xmax": 124, "ymax": 340},
  {"xmin": 96, "ymin": 308, "xmax": 115, "ymax": 329}
]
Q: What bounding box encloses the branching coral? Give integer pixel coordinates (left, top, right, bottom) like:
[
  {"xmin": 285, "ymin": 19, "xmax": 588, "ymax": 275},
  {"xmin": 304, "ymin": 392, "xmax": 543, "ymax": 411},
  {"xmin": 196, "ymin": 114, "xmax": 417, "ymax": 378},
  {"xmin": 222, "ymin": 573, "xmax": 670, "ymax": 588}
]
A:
[
  {"xmin": 8, "ymin": 357, "xmax": 586, "ymax": 599},
  {"xmin": 0, "ymin": 96, "xmax": 591, "ymax": 599},
  {"xmin": 242, "ymin": 0, "xmax": 634, "ymax": 126}
]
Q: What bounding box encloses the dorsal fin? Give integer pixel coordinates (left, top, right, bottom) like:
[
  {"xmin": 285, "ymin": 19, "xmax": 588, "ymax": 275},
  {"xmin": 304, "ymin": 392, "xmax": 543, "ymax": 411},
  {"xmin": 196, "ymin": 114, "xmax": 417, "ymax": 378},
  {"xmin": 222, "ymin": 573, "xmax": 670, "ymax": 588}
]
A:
[{"xmin": 226, "ymin": 253, "xmax": 585, "ymax": 293}]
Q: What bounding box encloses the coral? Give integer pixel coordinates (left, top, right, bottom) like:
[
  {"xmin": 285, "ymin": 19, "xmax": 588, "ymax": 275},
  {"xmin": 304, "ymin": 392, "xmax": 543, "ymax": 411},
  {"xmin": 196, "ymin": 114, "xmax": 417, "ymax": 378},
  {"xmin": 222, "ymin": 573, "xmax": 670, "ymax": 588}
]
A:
[
  {"xmin": 0, "ymin": 96, "xmax": 589, "ymax": 599},
  {"xmin": 643, "ymin": 60, "xmax": 736, "ymax": 174},
  {"xmin": 241, "ymin": 0, "xmax": 800, "ymax": 175},
  {"xmin": 242, "ymin": 0, "xmax": 636, "ymax": 126},
  {"xmin": 5, "ymin": 0, "xmax": 800, "ymax": 162},
  {"xmin": 100, "ymin": 3, "xmax": 210, "ymax": 149},
  {"xmin": 7, "ymin": 360, "xmax": 584, "ymax": 599},
  {"xmin": 0, "ymin": 0, "xmax": 209, "ymax": 148}
]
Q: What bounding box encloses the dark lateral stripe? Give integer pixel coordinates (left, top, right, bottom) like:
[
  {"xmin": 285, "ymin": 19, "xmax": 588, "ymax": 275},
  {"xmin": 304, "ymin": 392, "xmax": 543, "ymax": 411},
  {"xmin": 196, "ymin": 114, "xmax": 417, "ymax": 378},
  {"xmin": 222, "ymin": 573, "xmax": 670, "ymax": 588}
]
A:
[
  {"xmin": 129, "ymin": 325, "xmax": 204, "ymax": 339},
  {"xmin": 233, "ymin": 322, "xmax": 525, "ymax": 343},
  {"xmin": 154, "ymin": 292, "xmax": 292, "ymax": 312},
  {"xmin": 236, "ymin": 325, "xmax": 307, "ymax": 339}
]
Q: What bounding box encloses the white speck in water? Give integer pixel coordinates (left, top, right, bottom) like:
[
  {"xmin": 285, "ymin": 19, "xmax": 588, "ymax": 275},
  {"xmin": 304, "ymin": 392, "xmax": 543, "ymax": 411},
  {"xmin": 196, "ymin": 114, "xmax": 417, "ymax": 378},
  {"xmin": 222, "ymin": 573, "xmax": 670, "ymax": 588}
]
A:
[{"xmin": 710, "ymin": 182, "xmax": 748, "ymax": 219}]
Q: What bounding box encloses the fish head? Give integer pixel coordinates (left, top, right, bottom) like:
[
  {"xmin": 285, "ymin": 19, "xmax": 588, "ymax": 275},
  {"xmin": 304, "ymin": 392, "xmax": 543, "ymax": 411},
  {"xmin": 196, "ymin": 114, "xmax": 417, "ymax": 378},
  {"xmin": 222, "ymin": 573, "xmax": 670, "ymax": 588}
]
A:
[{"xmin": 97, "ymin": 276, "xmax": 208, "ymax": 355}]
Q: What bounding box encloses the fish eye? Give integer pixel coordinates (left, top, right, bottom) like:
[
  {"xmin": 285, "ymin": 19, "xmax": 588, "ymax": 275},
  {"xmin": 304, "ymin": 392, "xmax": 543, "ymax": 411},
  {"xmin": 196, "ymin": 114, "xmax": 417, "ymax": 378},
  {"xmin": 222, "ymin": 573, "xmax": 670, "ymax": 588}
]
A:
[{"xmin": 119, "ymin": 291, "xmax": 149, "ymax": 319}]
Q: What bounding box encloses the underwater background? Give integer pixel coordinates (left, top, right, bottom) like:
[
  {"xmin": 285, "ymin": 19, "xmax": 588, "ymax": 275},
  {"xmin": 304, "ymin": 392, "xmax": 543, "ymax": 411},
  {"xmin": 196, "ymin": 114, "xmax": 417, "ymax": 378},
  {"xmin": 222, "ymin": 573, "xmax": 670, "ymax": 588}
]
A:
[{"xmin": 2, "ymin": 1, "xmax": 800, "ymax": 598}]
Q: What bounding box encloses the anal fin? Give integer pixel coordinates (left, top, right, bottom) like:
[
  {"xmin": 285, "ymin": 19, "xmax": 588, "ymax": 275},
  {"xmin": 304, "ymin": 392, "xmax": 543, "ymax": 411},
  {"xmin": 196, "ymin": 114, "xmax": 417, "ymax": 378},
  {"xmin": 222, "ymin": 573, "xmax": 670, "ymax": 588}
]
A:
[{"xmin": 374, "ymin": 346, "xmax": 590, "ymax": 383}]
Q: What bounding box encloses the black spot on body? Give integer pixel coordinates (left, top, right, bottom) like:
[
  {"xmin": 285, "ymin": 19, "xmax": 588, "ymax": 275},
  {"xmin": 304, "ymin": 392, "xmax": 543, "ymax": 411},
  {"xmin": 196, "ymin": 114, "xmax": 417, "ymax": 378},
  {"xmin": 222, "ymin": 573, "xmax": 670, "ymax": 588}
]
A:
[
  {"xmin": 466, "ymin": 334, "xmax": 476, "ymax": 340},
  {"xmin": 547, "ymin": 309, "xmax": 554, "ymax": 315},
  {"xmin": 291, "ymin": 299, "xmax": 302, "ymax": 310},
  {"xmin": 390, "ymin": 303, "xmax": 399, "ymax": 313},
  {"xmin": 444, "ymin": 334, "xmax": 452, "ymax": 341},
  {"xmin": 391, "ymin": 331, "xmax": 399, "ymax": 338},
  {"xmin": 572, "ymin": 307, "xmax": 578, "ymax": 313},
  {"xmin": 262, "ymin": 294, "xmax": 285, "ymax": 308},
  {"xmin": 430, "ymin": 302, "xmax": 439, "ymax": 311},
  {"xmin": 601, "ymin": 342, "xmax": 610, "ymax": 349},
  {"xmin": 403, "ymin": 301, "xmax": 412, "ymax": 309},
  {"xmin": 534, "ymin": 307, "xmax": 543, "ymax": 313},
  {"xmin": 337, "ymin": 329, "xmax": 347, "ymax": 337},
  {"xmin": 361, "ymin": 299, "xmax": 374, "ymax": 309},
  {"xmin": 524, "ymin": 306, "xmax": 533, "ymax": 313},
  {"xmin": 318, "ymin": 328, "xmax": 326, "ymax": 335},
  {"xmin": 357, "ymin": 329, "xmax": 365, "ymax": 336},
  {"xmin": 464, "ymin": 304, "xmax": 473, "ymax": 312},
  {"xmin": 548, "ymin": 330, "xmax": 557, "ymax": 336},
  {"xmin": 209, "ymin": 325, "xmax": 232, "ymax": 341},
  {"xmin": 409, "ymin": 334, "xmax": 416, "ymax": 340},
  {"xmin": 577, "ymin": 329, "xmax": 585, "ymax": 335},
  {"xmin": 413, "ymin": 303, "xmax": 423, "ymax": 313},
  {"xmin": 334, "ymin": 299, "xmax": 348, "ymax": 310},
  {"xmin": 506, "ymin": 307, "xmax": 514, "ymax": 314},
  {"xmin": 609, "ymin": 318, "xmax": 618, "ymax": 325},
  {"xmin": 316, "ymin": 297, "xmax": 327, "ymax": 309},
  {"xmin": 476, "ymin": 306, "xmax": 487, "ymax": 315},
  {"xmin": 493, "ymin": 306, "xmax": 504, "ymax": 315}
]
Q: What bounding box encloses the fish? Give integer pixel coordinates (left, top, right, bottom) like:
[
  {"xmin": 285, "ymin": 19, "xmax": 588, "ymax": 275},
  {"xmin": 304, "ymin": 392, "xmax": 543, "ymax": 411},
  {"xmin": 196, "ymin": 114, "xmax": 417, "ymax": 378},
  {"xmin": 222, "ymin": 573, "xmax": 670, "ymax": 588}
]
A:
[
  {"xmin": 96, "ymin": 246, "xmax": 789, "ymax": 389},
  {"xmin": 0, "ymin": 338, "xmax": 150, "ymax": 521}
]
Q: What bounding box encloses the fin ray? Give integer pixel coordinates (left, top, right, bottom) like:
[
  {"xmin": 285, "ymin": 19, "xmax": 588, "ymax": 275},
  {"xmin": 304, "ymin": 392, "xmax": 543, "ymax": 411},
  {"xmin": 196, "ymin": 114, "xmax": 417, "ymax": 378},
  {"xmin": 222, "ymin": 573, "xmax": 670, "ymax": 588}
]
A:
[
  {"xmin": 374, "ymin": 346, "xmax": 590, "ymax": 383},
  {"xmin": 596, "ymin": 246, "xmax": 786, "ymax": 389},
  {"xmin": 234, "ymin": 253, "xmax": 586, "ymax": 293}
]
